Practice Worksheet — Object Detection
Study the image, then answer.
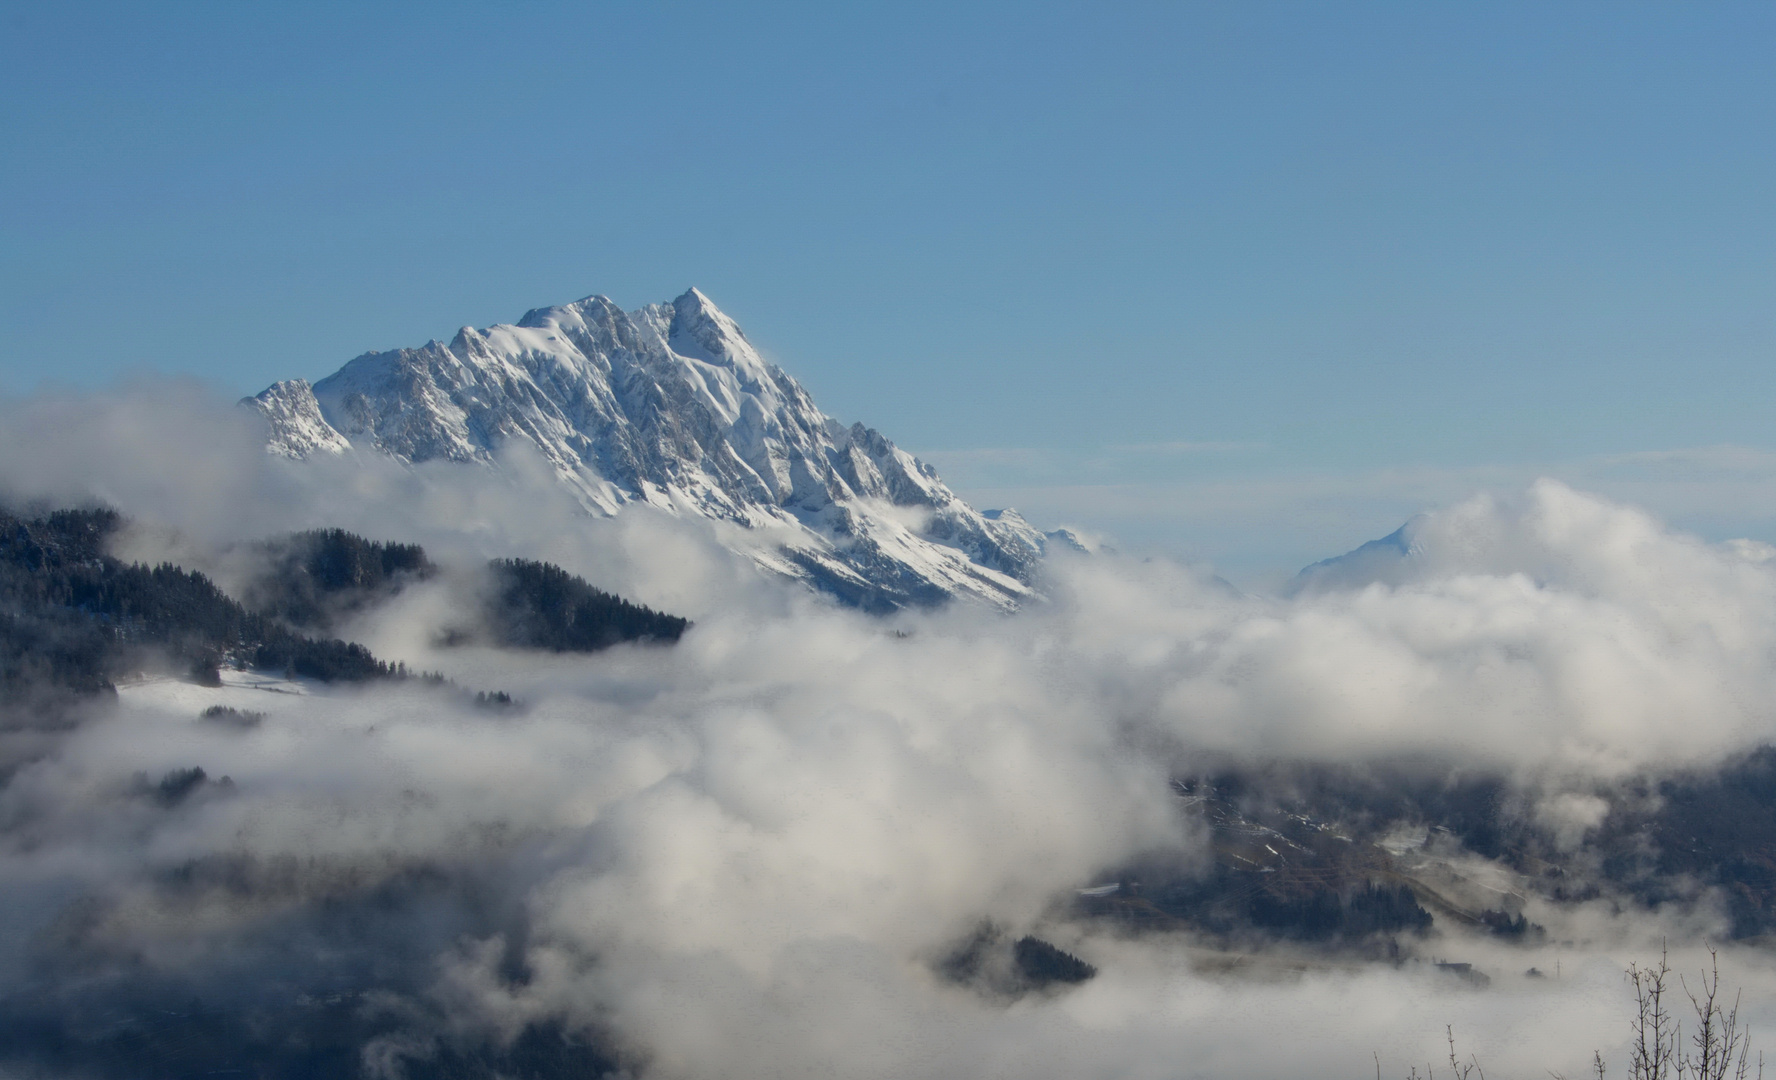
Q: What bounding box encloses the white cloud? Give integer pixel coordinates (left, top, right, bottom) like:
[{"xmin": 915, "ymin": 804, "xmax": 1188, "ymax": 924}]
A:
[
  {"xmin": 8, "ymin": 381, "xmax": 1776, "ymax": 1077},
  {"xmin": 933, "ymin": 445, "xmax": 1776, "ymax": 588}
]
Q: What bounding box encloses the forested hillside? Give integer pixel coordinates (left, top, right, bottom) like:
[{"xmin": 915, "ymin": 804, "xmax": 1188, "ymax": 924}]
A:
[
  {"xmin": 482, "ymin": 558, "xmax": 689, "ymax": 652},
  {"xmin": 243, "ymin": 527, "xmax": 434, "ymax": 630},
  {"xmin": 0, "ymin": 507, "xmax": 400, "ymax": 707},
  {"xmin": 0, "ymin": 507, "xmax": 694, "ymax": 715}
]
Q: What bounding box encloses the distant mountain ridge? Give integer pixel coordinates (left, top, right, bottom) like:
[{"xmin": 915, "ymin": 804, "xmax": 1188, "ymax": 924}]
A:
[
  {"xmin": 1287, "ymin": 517, "xmax": 1424, "ymax": 595},
  {"xmin": 248, "ymin": 288, "xmax": 1073, "ymax": 611}
]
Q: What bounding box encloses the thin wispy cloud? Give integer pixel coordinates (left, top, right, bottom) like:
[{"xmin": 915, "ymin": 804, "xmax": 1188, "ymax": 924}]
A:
[{"xmin": 1105, "ymin": 439, "xmax": 1268, "ymax": 455}]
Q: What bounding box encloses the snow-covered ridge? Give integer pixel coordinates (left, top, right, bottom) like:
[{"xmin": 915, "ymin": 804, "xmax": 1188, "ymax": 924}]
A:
[
  {"xmin": 252, "ymin": 379, "xmax": 352, "ymax": 458},
  {"xmin": 247, "ymin": 288, "xmax": 1066, "ymax": 611}
]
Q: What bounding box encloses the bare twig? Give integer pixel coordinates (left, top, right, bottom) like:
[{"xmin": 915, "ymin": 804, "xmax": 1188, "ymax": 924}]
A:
[
  {"xmin": 1628, "ymin": 942, "xmax": 1677, "ymax": 1080},
  {"xmin": 1680, "ymin": 945, "xmax": 1756, "ymax": 1080},
  {"xmin": 1444, "ymin": 1026, "xmax": 1484, "ymax": 1080}
]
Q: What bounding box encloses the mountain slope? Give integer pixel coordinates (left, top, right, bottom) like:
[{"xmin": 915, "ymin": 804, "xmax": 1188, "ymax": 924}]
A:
[
  {"xmin": 1287, "ymin": 517, "xmax": 1424, "ymax": 595},
  {"xmin": 248, "ymin": 288, "xmax": 1057, "ymax": 611}
]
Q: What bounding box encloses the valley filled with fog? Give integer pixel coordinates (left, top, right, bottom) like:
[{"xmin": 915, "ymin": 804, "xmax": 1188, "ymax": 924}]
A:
[{"xmin": 5, "ymin": 386, "xmax": 1776, "ymax": 1079}]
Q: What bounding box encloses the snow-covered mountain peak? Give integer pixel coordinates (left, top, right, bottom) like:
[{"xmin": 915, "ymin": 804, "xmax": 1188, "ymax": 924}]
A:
[
  {"xmin": 251, "ymin": 379, "xmax": 352, "ymax": 458},
  {"xmin": 246, "ymin": 288, "xmax": 1062, "ymax": 611},
  {"xmin": 666, "ymin": 287, "xmax": 767, "ymax": 372},
  {"xmin": 515, "ymin": 292, "xmax": 624, "ymax": 333}
]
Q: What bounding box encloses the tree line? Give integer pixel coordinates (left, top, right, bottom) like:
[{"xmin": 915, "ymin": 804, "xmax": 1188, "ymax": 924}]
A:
[{"xmin": 1, "ymin": 505, "xmax": 691, "ymax": 712}]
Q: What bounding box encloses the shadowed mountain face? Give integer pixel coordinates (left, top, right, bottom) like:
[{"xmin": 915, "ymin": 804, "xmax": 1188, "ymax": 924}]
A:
[{"xmin": 248, "ymin": 288, "xmax": 1067, "ymax": 613}]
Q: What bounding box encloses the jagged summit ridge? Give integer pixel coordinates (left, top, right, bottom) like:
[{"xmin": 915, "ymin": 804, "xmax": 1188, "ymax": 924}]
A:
[
  {"xmin": 247, "ymin": 288, "xmax": 1059, "ymax": 611},
  {"xmin": 253, "ymin": 379, "xmax": 353, "ymax": 458}
]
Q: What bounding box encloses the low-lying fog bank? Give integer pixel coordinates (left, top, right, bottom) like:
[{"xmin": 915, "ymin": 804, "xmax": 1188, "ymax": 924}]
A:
[{"xmin": 5, "ymin": 387, "xmax": 1776, "ymax": 1078}]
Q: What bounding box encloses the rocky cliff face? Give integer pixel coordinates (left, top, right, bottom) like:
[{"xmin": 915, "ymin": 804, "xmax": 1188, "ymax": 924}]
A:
[{"xmin": 248, "ymin": 288, "xmax": 1063, "ymax": 611}]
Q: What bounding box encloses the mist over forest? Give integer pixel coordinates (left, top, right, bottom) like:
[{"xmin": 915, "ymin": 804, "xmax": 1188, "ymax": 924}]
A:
[{"xmin": 4, "ymin": 384, "xmax": 1776, "ymax": 1080}]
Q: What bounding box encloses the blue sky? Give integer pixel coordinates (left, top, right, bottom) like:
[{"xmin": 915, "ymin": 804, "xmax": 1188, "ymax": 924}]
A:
[{"xmin": 4, "ymin": 2, "xmax": 1774, "ymax": 582}]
